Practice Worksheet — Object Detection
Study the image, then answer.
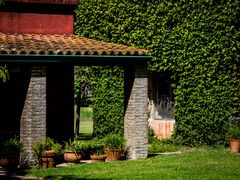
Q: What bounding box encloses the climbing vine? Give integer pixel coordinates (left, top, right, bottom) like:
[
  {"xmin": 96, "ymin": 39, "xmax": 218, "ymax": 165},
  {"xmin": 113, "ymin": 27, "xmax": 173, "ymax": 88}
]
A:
[
  {"xmin": 75, "ymin": 0, "xmax": 240, "ymax": 145},
  {"xmin": 89, "ymin": 66, "xmax": 124, "ymax": 137}
]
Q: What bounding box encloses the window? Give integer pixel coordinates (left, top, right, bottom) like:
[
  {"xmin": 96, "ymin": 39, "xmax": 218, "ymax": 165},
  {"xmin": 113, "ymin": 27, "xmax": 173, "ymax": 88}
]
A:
[{"xmin": 152, "ymin": 73, "xmax": 174, "ymax": 120}]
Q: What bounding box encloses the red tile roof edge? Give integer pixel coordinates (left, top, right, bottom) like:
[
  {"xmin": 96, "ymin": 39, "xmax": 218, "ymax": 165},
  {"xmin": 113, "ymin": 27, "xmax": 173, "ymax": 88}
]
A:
[
  {"xmin": 0, "ymin": 33, "xmax": 149, "ymax": 57},
  {"xmin": 5, "ymin": 0, "xmax": 79, "ymax": 5}
]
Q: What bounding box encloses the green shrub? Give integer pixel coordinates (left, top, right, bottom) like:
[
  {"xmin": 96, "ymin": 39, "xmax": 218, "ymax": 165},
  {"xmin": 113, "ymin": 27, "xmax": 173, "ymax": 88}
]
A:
[
  {"xmin": 103, "ymin": 134, "xmax": 125, "ymax": 149},
  {"xmin": 87, "ymin": 138, "xmax": 105, "ymax": 155},
  {"xmin": 228, "ymin": 116, "xmax": 240, "ymax": 139},
  {"xmin": 228, "ymin": 128, "xmax": 240, "ymax": 140},
  {"xmin": 32, "ymin": 138, "xmax": 62, "ymax": 157},
  {"xmin": 64, "ymin": 139, "xmax": 90, "ymax": 153},
  {"xmin": 0, "ymin": 137, "xmax": 23, "ymax": 157},
  {"xmin": 148, "ymin": 138, "xmax": 185, "ymax": 153},
  {"xmin": 148, "ymin": 127, "xmax": 157, "ymax": 144}
]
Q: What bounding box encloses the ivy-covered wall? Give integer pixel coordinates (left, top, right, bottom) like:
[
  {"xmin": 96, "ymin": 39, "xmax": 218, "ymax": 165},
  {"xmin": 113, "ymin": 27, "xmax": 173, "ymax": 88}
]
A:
[
  {"xmin": 75, "ymin": 0, "xmax": 240, "ymax": 145},
  {"xmin": 84, "ymin": 66, "xmax": 124, "ymax": 137}
]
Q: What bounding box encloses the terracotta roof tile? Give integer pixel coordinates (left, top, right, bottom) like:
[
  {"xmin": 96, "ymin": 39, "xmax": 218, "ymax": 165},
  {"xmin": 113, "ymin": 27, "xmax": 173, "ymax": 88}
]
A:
[
  {"xmin": 0, "ymin": 33, "xmax": 149, "ymax": 56},
  {"xmin": 5, "ymin": 0, "xmax": 79, "ymax": 5}
]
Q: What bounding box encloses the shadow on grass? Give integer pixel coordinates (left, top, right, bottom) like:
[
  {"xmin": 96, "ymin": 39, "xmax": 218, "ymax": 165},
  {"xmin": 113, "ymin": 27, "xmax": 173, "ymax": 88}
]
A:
[
  {"xmin": 0, "ymin": 168, "xmax": 35, "ymax": 180},
  {"xmin": 1, "ymin": 170, "xmax": 112, "ymax": 180},
  {"xmin": 43, "ymin": 175, "xmax": 112, "ymax": 180},
  {"xmin": 0, "ymin": 174, "xmax": 112, "ymax": 180},
  {"xmin": 0, "ymin": 175, "xmax": 22, "ymax": 180},
  {"xmin": 147, "ymin": 153, "xmax": 160, "ymax": 158}
]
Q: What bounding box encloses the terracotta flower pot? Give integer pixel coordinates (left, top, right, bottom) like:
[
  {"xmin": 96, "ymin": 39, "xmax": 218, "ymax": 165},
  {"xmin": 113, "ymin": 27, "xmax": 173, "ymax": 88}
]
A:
[
  {"xmin": 230, "ymin": 139, "xmax": 240, "ymax": 153},
  {"xmin": 104, "ymin": 148, "xmax": 123, "ymax": 161},
  {"xmin": 64, "ymin": 150, "xmax": 81, "ymax": 163},
  {"xmin": 39, "ymin": 150, "xmax": 56, "ymax": 168},
  {"xmin": 0, "ymin": 156, "xmax": 19, "ymax": 169},
  {"xmin": 90, "ymin": 154, "xmax": 107, "ymax": 163}
]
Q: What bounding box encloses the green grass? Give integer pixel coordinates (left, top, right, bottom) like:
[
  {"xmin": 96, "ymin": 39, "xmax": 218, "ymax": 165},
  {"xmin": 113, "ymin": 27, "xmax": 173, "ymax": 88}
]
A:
[
  {"xmin": 23, "ymin": 148, "xmax": 240, "ymax": 179},
  {"xmin": 79, "ymin": 107, "xmax": 93, "ymax": 135},
  {"xmin": 79, "ymin": 107, "xmax": 93, "ymax": 122},
  {"xmin": 74, "ymin": 107, "xmax": 93, "ymax": 138}
]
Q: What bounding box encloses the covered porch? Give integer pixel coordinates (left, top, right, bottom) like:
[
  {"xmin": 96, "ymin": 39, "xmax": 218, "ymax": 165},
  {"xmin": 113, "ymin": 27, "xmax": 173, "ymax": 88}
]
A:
[{"xmin": 0, "ymin": 32, "xmax": 151, "ymax": 160}]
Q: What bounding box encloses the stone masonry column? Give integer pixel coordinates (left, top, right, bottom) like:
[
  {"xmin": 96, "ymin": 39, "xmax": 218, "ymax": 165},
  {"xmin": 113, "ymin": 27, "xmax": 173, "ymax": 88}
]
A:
[
  {"xmin": 124, "ymin": 65, "xmax": 148, "ymax": 159},
  {"xmin": 20, "ymin": 66, "xmax": 46, "ymax": 160}
]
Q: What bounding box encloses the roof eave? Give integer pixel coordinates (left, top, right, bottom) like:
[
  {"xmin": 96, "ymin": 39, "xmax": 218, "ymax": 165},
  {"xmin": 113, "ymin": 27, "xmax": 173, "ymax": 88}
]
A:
[{"xmin": 0, "ymin": 54, "xmax": 152, "ymax": 66}]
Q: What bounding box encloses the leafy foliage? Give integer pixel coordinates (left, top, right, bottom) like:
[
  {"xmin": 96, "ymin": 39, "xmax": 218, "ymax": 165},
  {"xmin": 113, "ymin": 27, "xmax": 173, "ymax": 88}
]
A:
[
  {"xmin": 75, "ymin": 0, "xmax": 240, "ymax": 146},
  {"xmin": 64, "ymin": 139, "xmax": 90, "ymax": 153},
  {"xmin": 74, "ymin": 67, "xmax": 92, "ymax": 107},
  {"xmin": 228, "ymin": 116, "xmax": 240, "ymax": 139},
  {"xmin": 148, "ymin": 127, "xmax": 157, "ymax": 144},
  {"xmin": 88, "ymin": 66, "xmax": 124, "ymax": 137},
  {"xmin": 87, "ymin": 138, "xmax": 106, "ymax": 155},
  {"xmin": 0, "ymin": 65, "xmax": 9, "ymax": 82},
  {"xmin": 74, "ymin": 65, "xmax": 124, "ymax": 138},
  {"xmin": 148, "ymin": 138, "xmax": 187, "ymax": 153},
  {"xmin": 103, "ymin": 133, "xmax": 125, "ymax": 149},
  {"xmin": 32, "ymin": 138, "xmax": 62, "ymax": 156},
  {"xmin": 0, "ymin": 137, "xmax": 23, "ymax": 157},
  {"xmin": 74, "ymin": 67, "xmax": 92, "ymax": 137}
]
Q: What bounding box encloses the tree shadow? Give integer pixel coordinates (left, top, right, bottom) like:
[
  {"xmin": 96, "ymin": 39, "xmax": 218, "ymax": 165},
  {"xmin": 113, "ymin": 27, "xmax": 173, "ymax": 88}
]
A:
[
  {"xmin": 43, "ymin": 175, "xmax": 112, "ymax": 180},
  {"xmin": 0, "ymin": 176, "xmax": 22, "ymax": 180},
  {"xmin": 0, "ymin": 171, "xmax": 113, "ymax": 180},
  {"xmin": 0, "ymin": 169, "xmax": 35, "ymax": 180}
]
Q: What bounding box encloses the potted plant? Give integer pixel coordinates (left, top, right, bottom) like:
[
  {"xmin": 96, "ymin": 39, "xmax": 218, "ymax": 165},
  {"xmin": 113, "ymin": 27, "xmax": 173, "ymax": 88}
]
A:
[
  {"xmin": 89, "ymin": 138, "xmax": 107, "ymax": 163},
  {"xmin": 229, "ymin": 127, "xmax": 240, "ymax": 153},
  {"xmin": 32, "ymin": 138, "xmax": 62, "ymax": 168},
  {"xmin": 228, "ymin": 116, "xmax": 240, "ymax": 153},
  {"xmin": 103, "ymin": 134, "xmax": 125, "ymax": 161},
  {"xmin": 0, "ymin": 137, "xmax": 23, "ymax": 169},
  {"xmin": 64, "ymin": 139, "xmax": 89, "ymax": 163}
]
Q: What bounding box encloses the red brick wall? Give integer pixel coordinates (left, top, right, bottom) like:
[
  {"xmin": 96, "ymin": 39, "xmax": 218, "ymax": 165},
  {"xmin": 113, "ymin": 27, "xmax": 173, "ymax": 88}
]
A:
[
  {"xmin": 5, "ymin": 0, "xmax": 78, "ymax": 4},
  {"xmin": 0, "ymin": 12, "xmax": 74, "ymax": 34}
]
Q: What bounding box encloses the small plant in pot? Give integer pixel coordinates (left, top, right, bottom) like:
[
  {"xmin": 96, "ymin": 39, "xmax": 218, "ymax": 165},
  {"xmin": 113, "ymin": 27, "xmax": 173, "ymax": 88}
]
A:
[
  {"xmin": 32, "ymin": 138, "xmax": 62, "ymax": 168},
  {"xmin": 0, "ymin": 137, "xmax": 24, "ymax": 169},
  {"xmin": 229, "ymin": 127, "xmax": 240, "ymax": 153},
  {"xmin": 64, "ymin": 139, "xmax": 89, "ymax": 163},
  {"xmin": 89, "ymin": 138, "xmax": 107, "ymax": 163},
  {"xmin": 103, "ymin": 134, "xmax": 125, "ymax": 161},
  {"xmin": 228, "ymin": 116, "xmax": 240, "ymax": 153}
]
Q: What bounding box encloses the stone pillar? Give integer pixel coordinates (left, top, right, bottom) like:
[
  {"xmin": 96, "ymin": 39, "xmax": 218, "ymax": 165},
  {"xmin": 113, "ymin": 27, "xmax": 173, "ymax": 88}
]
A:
[
  {"xmin": 124, "ymin": 65, "xmax": 148, "ymax": 159},
  {"xmin": 20, "ymin": 66, "xmax": 46, "ymax": 160}
]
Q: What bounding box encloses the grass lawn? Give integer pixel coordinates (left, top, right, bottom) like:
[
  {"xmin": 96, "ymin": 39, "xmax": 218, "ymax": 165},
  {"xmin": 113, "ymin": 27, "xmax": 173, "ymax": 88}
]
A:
[
  {"xmin": 23, "ymin": 148, "xmax": 240, "ymax": 179},
  {"xmin": 74, "ymin": 106, "xmax": 93, "ymax": 138}
]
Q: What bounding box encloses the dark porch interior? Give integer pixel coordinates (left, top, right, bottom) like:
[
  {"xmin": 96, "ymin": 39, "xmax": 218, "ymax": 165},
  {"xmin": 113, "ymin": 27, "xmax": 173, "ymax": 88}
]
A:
[{"xmin": 0, "ymin": 65, "xmax": 30, "ymax": 141}]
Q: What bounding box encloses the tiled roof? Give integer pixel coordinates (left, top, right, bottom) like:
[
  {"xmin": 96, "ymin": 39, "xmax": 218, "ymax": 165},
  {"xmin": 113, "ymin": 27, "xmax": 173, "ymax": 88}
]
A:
[
  {"xmin": 5, "ymin": 0, "xmax": 79, "ymax": 5},
  {"xmin": 0, "ymin": 33, "xmax": 149, "ymax": 56}
]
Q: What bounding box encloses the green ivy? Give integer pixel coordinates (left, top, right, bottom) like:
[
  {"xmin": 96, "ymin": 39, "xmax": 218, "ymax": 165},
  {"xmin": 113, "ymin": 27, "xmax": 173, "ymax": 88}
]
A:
[
  {"xmin": 75, "ymin": 0, "xmax": 240, "ymax": 145},
  {"xmin": 0, "ymin": 65, "xmax": 9, "ymax": 82},
  {"xmin": 89, "ymin": 66, "xmax": 124, "ymax": 138}
]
